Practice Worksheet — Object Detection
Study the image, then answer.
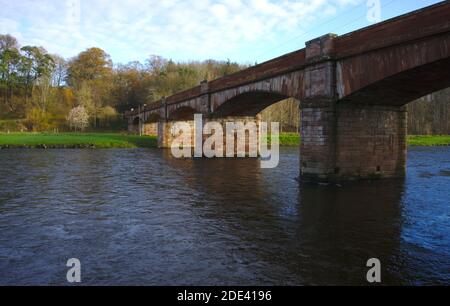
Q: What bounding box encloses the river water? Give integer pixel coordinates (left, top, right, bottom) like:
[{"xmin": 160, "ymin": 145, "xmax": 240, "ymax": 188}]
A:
[{"xmin": 0, "ymin": 147, "xmax": 449, "ymax": 285}]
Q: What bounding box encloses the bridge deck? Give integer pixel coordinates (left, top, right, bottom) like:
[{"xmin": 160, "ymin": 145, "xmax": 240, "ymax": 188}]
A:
[{"xmin": 126, "ymin": 1, "xmax": 450, "ymax": 117}]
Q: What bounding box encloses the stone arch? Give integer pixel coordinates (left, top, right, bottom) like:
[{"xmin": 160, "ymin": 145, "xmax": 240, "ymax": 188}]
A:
[
  {"xmin": 168, "ymin": 106, "xmax": 197, "ymax": 121},
  {"xmin": 144, "ymin": 113, "xmax": 161, "ymax": 123},
  {"xmin": 129, "ymin": 116, "xmax": 140, "ymax": 134},
  {"xmin": 337, "ymin": 58, "xmax": 450, "ymax": 107},
  {"xmin": 211, "ymin": 91, "xmax": 292, "ymax": 117},
  {"xmin": 336, "ymin": 30, "xmax": 450, "ymax": 106}
]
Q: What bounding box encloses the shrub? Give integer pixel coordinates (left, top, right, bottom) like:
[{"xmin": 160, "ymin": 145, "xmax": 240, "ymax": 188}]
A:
[
  {"xmin": 67, "ymin": 106, "xmax": 89, "ymax": 131},
  {"xmin": 25, "ymin": 108, "xmax": 52, "ymax": 131}
]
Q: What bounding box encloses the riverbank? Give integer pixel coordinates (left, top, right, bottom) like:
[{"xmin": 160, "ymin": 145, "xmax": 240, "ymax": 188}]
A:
[
  {"xmin": 0, "ymin": 133, "xmax": 158, "ymax": 149},
  {"xmin": 269, "ymin": 134, "xmax": 450, "ymax": 147},
  {"xmin": 407, "ymin": 135, "xmax": 450, "ymax": 146},
  {"xmin": 0, "ymin": 133, "xmax": 449, "ymax": 149}
]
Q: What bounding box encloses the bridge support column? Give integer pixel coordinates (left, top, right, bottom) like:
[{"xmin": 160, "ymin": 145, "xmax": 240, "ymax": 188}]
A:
[
  {"xmin": 206, "ymin": 115, "xmax": 261, "ymax": 157},
  {"xmin": 157, "ymin": 116, "xmax": 261, "ymax": 156},
  {"xmin": 334, "ymin": 104, "xmax": 407, "ymax": 180},
  {"xmin": 143, "ymin": 123, "xmax": 158, "ymax": 136},
  {"xmin": 128, "ymin": 118, "xmax": 140, "ymax": 134},
  {"xmin": 300, "ymin": 100, "xmax": 338, "ymax": 182},
  {"xmin": 300, "ymin": 33, "xmax": 407, "ymax": 182},
  {"xmin": 157, "ymin": 120, "xmax": 195, "ymax": 149},
  {"xmin": 301, "ymin": 103, "xmax": 407, "ymax": 182}
]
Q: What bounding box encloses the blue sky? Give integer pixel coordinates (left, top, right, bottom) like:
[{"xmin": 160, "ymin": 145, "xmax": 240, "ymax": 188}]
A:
[{"xmin": 0, "ymin": 0, "xmax": 443, "ymax": 65}]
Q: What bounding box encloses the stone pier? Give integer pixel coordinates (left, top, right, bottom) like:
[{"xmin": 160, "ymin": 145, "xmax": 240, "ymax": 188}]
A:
[{"xmin": 157, "ymin": 116, "xmax": 261, "ymax": 157}]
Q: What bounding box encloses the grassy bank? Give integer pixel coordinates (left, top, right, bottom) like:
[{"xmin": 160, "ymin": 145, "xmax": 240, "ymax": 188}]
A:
[
  {"xmin": 0, "ymin": 133, "xmax": 449, "ymax": 149},
  {"xmin": 267, "ymin": 133, "xmax": 301, "ymax": 146},
  {"xmin": 269, "ymin": 134, "xmax": 450, "ymax": 147},
  {"xmin": 407, "ymin": 135, "xmax": 450, "ymax": 146},
  {"xmin": 0, "ymin": 133, "xmax": 158, "ymax": 149}
]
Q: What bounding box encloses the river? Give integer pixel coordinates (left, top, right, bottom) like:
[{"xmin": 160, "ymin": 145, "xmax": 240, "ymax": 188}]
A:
[{"xmin": 0, "ymin": 147, "xmax": 449, "ymax": 285}]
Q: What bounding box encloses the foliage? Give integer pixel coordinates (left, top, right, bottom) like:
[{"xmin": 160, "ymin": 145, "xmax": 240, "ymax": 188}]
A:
[
  {"xmin": 260, "ymin": 98, "xmax": 300, "ymax": 133},
  {"xmin": 67, "ymin": 106, "xmax": 89, "ymax": 131},
  {"xmin": 407, "ymin": 88, "xmax": 450, "ymax": 135},
  {"xmin": 25, "ymin": 107, "xmax": 52, "ymax": 131},
  {"xmin": 1, "ymin": 33, "xmax": 450, "ymax": 136},
  {"xmin": 266, "ymin": 134, "xmax": 450, "ymax": 147},
  {"xmin": 0, "ymin": 119, "xmax": 27, "ymax": 132}
]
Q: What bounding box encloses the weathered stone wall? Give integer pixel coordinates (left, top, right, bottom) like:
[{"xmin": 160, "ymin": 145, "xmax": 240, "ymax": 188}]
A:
[
  {"xmin": 158, "ymin": 116, "xmax": 261, "ymax": 157},
  {"xmin": 300, "ymin": 104, "xmax": 337, "ymax": 180},
  {"xmin": 206, "ymin": 116, "xmax": 261, "ymax": 157},
  {"xmin": 301, "ymin": 103, "xmax": 407, "ymax": 181},
  {"xmin": 143, "ymin": 123, "xmax": 158, "ymax": 136},
  {"xmin": 158, "ymin": 120, "xmax": 195, "ymax": 149},
  {"xmin": 335, "ymin": 105, "xmax": 407, "ymax": 179}
]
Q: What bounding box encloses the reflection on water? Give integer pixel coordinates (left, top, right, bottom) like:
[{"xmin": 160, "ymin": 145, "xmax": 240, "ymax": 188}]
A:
[{"xmin": 0, "ymin": 147, "xmax": 449, "ymax": 285}]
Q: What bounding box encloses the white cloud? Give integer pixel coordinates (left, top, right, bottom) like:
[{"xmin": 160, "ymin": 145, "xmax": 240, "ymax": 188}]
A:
[{"xmin": 0, "ymin": 0, "xmax": 363, "ymax": 63}]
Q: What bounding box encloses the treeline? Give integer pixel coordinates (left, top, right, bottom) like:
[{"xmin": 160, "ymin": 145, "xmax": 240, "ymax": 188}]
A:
[
  {"xmin": 0, "ymin": 34, "xmax": 244, "ymax": 131},
  {"xmin": 1, "ymin": 33, "xmax": 449, "ymax": 134},
  {"xmin": 407, "ymin": 88, "xmax": 450, "ymax": 135},
  {"xmin": 259, "ymin": 89, "xmax": 450, "ymax": 135}
]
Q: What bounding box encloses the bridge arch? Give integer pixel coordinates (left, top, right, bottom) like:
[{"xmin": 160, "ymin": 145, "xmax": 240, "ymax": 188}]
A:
[
  {"xmin": 337, "ymin": 58, "xmax": 450, "ymax": 107},
  {"xmin": 132, "ymin": 116, "xmax": 140, "ymax": 125},
  {"xmin": 211, "ymin": 91, "xmax": 292, "ymax": 117},
  {"xmin": 168, "ymin": 106, "xmax": 197, "ymax": 121},
  {"xmin": 144, "ymin": 113, "xmax": 161, "ymax": 123},
  {"xmin": 337, "ymin": 31, "xmax": 450, "ymax": 106},
  {"xmin": 128, "ymin": 116, "xmax": 140, "ymax": 134}
]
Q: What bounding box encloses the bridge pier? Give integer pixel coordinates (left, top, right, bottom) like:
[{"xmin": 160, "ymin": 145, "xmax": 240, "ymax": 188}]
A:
[
  {"xmin": 157, "ymin": 119, "xmax": 195, "ymax": 149},
  {"xmin": 143, "ymin": 123, "xmax": 158, "ymax": 136},
  {"xmin": 157, "ymin": 116, "xmax": 261, "ymax": 157},
  {"xmin": 300, "ymin": 33, "xmax": 407, "ymax": 182},
  {"xmin": 301, "ymin": 103, "xmax": 407, "ymax": 182}
]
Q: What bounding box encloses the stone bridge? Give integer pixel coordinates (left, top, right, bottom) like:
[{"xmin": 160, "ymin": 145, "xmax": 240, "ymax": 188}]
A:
[{"xmin": 126, "ymin": 2, "xmax": 450, "ymax": 182}]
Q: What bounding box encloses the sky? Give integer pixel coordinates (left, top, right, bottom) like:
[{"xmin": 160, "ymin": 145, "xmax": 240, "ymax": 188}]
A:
[{"xmin": 0, "ymin": 0, "xmax": 443, "ymax": 65}]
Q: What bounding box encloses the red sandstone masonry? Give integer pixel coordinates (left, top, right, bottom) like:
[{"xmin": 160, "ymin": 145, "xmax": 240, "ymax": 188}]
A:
[
  {"xmin": 158, "ymin": 116, "xmax": 261, "ymax": 158},
  {"xmin": 125, "ymin": 2, "xmax": 450, "ymax": 182}
]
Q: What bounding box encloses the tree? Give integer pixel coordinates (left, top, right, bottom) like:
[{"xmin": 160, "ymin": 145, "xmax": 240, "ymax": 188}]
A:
[
  {"xmin": 67, "ymin": 106, "xmax": 89, "ymax": 131},
  {"xmin": 51, "ymin": 55, "xmax": 67, "ymax": 87},
  {"xmin": 67, "ymin": 47, "xmax": 112, "ymax": 88},
  {"xmin": 0, "ymin": 34, "xmax": 19, "ymax": 53},
  {"xmin": 67, "ymin": 48, "xmax": 113, "ymax": 127},
  {"xmin": 75, "ymin": 81, "xmax": 94, "ymax": 113},
  {"xmin": 19, "ymin": 46, "xmax": 55, "ymax": 109},
  {"xmin": 0, "ymin": 35, "xmax": 22, "ymax": 113}
]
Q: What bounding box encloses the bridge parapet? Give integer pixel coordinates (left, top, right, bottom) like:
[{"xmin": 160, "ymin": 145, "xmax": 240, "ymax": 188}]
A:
[{"xmin": 305, "ymin": 33, "xmax": 337, "ymax": 63}]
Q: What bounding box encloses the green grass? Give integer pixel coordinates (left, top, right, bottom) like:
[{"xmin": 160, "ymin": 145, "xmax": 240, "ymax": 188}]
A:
[
  {"xmin": 0, "ymin": 133, "xmax": 448, "ymax": 149},
  {"xmin": 407, "ymin": 135, "xmax": 450, "ymax": 146},
  {"xmin": 268, "ymin": 134, "xmax": 450, "ymax": 147},
  {"xmin": 0, "ymin": 133, "xmax": 158, "ymax": 149},
  {"xmin": 267, "ymin": 133, "xmax": 301, "ymax": 146}
]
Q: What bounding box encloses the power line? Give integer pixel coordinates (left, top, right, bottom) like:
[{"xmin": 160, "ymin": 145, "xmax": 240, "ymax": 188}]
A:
[
  {"xmin": 328, "ymin": 0, "xmax": 400, "ymax": 36},
  {"xmin": 254, "ymin": 0, "xmax": 400, "ymax": 62},
  {"xmin": 254, "ymin": 0, "xmax": 369, "ymax": 60}
]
